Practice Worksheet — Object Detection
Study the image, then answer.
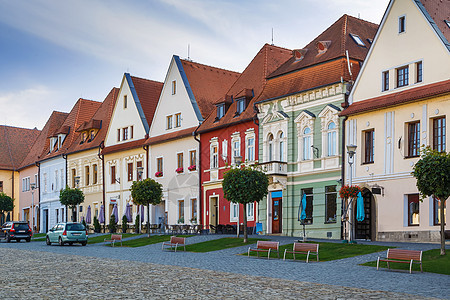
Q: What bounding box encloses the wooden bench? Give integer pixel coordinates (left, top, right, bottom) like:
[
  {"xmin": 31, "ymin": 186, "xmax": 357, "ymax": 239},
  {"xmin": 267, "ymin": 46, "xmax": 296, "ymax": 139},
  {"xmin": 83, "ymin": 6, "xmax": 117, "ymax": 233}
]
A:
[
  {"xmin": 104, "ymin": 234, "xmax": 122, "ymax": 247},
  {"xmin": 377, "ymin": 248, "xmax": 423, "ymax": 273},
  {"xmin": 248, "ymin": 241, "xmax": 279, "ymax": 259},
  {"xmin": 162, "ymin": 236, "xmax": 186, "ymax": 252},
  {"xmin": 283, "ymin": 242, "xmax": 319, "ymax": 262}
]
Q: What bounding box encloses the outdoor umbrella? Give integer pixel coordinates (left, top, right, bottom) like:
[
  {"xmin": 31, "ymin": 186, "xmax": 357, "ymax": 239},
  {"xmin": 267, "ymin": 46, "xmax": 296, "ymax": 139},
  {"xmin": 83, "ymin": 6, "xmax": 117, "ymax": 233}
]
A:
[
  {"xmin": 98, "ymin": 205, "xmax": 105, "ymax": 224},
  {"xmin": 85, "ymin": 205, "xmax": 92, "ymax": 224},
  {"xmin": 125, "ymin": 203, "xmax": 132, "ymax": 222},
  {"xmin": 356, "ymin": 191, "xmax": 365, "ymax": 222},
  {"xmin": 112, "ymin": 203, "xmax": 119, "ymax": 223},
  {"xmin": 298, "ymin": 193, "xmax": 307, "ymax": 241}
]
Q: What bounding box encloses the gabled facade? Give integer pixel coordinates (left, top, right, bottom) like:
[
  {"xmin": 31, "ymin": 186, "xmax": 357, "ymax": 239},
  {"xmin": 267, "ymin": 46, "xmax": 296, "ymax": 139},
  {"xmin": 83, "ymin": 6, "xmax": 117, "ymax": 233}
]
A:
[
  {"xmin": 0, "ymin": 125, "xmax": 40, "ymax": 223},
  {"xmin": 102, "ymin": 74, "xmax": 163, "ymax": 227},
  {"xmin": 66, "ymin": 88, "xmax": 119, "ymax": 228},
  {"xmin": 145, "ymin": 56, "xmax": 240, "ymax": 227},
  {"xmin": 256, "ymin": 15, "xmax": 378, "ymax": 238},
  {"xmin": 38, "ymin": 98, "xmax": 101, "ymax": 232},
  {"xmin": 197, "ymin": 44, "xmax": 291, "ymax": 232},
  {"xmin": 341, "ymin": 0, "xmax": 450, "ymax": 242},
  {"xmin": 18, "ymin": 111, "xmax": 68, "ymax": 231}
]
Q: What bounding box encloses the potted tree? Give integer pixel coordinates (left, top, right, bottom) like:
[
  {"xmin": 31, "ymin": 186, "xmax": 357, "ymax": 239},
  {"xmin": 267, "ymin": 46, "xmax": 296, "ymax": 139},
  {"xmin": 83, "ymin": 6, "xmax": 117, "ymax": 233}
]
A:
[
  {"xmin": 93, "ymin": 216, "xmax": 101, "ymax": 233},
  {"xmin": 134, "ymin": 215, "xmax": 140, "ymax": 233},
  {"xmin": 122, "ymin": 215, "xmax": 128, "ymax": 233},
  {"xmin": 108, "ymin": 214, "xmax": 117, "ymax": 233}
]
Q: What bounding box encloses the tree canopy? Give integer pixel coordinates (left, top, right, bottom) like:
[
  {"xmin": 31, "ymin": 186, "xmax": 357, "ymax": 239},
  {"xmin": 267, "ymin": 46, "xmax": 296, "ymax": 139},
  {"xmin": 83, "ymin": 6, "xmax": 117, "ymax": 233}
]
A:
[
  {"xmin": 412, "ymin": 147, "xmax": 450, "ymax": 255},
  {"xmin": 0, "ymin": 192, "xmax": 14, "ymax": 218},
  {"xmin": 130, "ymin": 178, "xmax": 163, "ymax": 207},
  {"xmin": 59, "ymin": 186, "xmax": 85, "ymax": 208},
  {"xmin": 223, "ymin": 165, "xmax": 269, "ymax": 242}
]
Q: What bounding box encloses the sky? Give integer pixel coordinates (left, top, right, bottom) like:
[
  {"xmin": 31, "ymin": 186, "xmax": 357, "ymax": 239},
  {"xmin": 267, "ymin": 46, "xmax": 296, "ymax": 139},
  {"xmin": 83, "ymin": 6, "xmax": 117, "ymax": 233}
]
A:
[{"xmin": 0, "ymin": 0, "xmax": 390, "ymax": 130}]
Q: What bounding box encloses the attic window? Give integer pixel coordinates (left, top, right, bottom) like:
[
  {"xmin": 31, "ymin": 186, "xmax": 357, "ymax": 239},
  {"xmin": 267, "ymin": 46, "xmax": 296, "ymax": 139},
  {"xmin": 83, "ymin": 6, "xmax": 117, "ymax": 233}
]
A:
[
  {"xmin": 367, "ymin": 38, "xmax": 373, "ymax": 45},
  {"xmin": 445, "ymin": 20, "xmax": 450, "ymax": 28},
  {"xmin": 236, "ymin": 98, "xmax": 246, "ymax": 115},
  {"xmin": 349, "ymin": 34, "xmax": 365, "ymax": 47},
  {"xmin": 293, "ymin": 49, "xmax": 307, "ymax": 61},
  {"xmin": 316, "ymin": 41, "xmax": 331, "ymax": 55},
  {"xmin": 399, "ymin": 15, "xmax": 406, "ymax": 33},
  {"xmin": 217, "ymin": 104, "xmax": 225, "ymax": 120}
]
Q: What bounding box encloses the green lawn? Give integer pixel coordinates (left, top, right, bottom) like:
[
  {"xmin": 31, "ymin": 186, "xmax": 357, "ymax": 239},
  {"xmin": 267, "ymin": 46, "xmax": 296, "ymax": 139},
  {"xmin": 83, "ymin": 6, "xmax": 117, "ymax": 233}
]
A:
[
  {"xmin": 362, "ymin": 248, "xmax": 450, "ymax": 275},
  {"xmin": 247, "ymin": 241, "xmax": 389, "ymax": 261},
  {"xmin": 120, "ymin": 235, "xmax": 194, "ymax": 247},
  {"xmin": 186, "ymin": 237, "xmax": 265, "ymax": 252},
  {"xmin": 88, "ymin": 233, "xmax": 136, "ymax": 244}
]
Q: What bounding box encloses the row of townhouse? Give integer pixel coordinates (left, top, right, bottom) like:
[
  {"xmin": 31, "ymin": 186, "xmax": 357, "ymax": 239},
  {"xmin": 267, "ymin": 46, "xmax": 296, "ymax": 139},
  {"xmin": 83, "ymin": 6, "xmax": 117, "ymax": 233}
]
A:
[{"xmin": 6, "ymin": 0, "xmax": 448, "ymax": 242}]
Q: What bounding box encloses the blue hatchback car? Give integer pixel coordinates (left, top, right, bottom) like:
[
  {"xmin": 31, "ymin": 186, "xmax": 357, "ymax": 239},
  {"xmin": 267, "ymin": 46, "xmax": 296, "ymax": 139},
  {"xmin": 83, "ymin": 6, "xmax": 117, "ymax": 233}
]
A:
[{"xmin": 46, "ymin": 222, "xmax": 88, "ymax": 246}]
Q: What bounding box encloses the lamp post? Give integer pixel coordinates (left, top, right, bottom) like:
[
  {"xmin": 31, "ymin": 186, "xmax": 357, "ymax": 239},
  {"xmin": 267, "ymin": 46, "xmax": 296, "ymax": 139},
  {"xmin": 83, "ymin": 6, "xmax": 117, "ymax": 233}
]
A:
[
  {"xmin": 346, "ymin": 144, "xmax": 357, "ymax": 242},
  {"xmin": 137, "ymin": 166, "xmax": 144, "ymax": 234},
  {"xmin": 30, "ymin": 183, "xmax": 36, "ymax": 233},
  {"xmin": 74, "ymin": 176, "xmax": 80, "ymax": 222},
  {"xmin": 234, "ymin": 156, "xmax": 242, "ymax": 237}
]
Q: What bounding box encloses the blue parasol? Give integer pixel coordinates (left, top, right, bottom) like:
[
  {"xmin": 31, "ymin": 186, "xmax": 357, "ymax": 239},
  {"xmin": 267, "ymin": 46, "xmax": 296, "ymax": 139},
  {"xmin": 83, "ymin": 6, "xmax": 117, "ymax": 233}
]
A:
[
  {"xmin": 300, "ymin": 193, "xmax": 307, "ymax": 220},
  {"xmin": 98, "ymin": 205, "xmax": 105, "ymax": 224},
  {"xmin": 356, "ymin": 191, "xmax": 365, "ymax": 222},
  {"xmin": 85, "ymin": 205, "xmax": 92, "ymax": 224},
  {"xmin": 112, "ymin": 203, "xmax": 118, "ymax": 223},
  {"xmin": 125, "ymin": 203, "xmax": 132, "ymax": 222}
]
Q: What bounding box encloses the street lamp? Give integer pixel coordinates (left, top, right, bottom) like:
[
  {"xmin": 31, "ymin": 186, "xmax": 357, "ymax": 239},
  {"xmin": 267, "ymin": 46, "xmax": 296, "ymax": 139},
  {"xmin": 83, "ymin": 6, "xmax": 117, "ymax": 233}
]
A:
[
  {"xmin": 137, "ymin": 166, "xmax": 144, "ymax": 234},
  {"xmin": 234, "ymin": 155, "xmax": 243, "ymax": 237},
  {"xmin": 30, "ymin": 183, "xmax": 36, "ymax": 233},
  {"xmin": 74, "ymin": 176, "xmax": 80, "ymax": 222},
  {"xmin": 346, "ymin": 144, "xmax": 357, "ymax": 242}
]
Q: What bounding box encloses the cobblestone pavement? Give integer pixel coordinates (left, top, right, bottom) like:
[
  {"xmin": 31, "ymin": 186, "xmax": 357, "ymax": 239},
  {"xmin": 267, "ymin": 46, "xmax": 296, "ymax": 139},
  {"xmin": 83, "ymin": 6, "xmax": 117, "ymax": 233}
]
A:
[{"xmin": 0, "ymin": 234, "xmax": 449, "ymax": 299}]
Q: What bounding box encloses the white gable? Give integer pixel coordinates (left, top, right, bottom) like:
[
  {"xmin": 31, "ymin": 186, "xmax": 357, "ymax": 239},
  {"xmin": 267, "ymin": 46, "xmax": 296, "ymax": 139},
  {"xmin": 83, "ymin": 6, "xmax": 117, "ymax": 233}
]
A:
[
  {"xmin": 149, "ymin": 56, "xmax": 201, "ymax": 138},
  {"xmin": 350, "ymin": 0, "xmax": 450, "ymax": 103},
  {"xmin": 104, "ymin": 74, "xmax": 147, "ymax": 147}
]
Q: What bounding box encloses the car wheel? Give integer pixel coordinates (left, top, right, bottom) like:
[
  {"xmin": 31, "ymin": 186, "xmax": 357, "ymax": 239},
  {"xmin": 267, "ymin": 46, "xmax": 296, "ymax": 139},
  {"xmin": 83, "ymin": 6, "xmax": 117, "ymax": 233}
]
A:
[
  {"xmin": 46, "ymin": 237, "xmax": 51, "ymax": 245},
  {"xmin": 6, "ymin": 236, "xmax": 10, "ymax": 243},
  {"xmin": 26, "ymin": 238, "xmax": 31, "ymax": 242},
  {"xmin": 58, "ymin": 237, "xmax": 64, "ymax": 246},
  {"xmin": 17, "ymin": 239, "xmax": 21, "ymax": 243},
  {"xmin": 81, "ymin": 242, "xmax": 87, "ymax": 246},
  {"xmin": 68, "ymin": 242, "xmax": 73, "ymax": 246}
]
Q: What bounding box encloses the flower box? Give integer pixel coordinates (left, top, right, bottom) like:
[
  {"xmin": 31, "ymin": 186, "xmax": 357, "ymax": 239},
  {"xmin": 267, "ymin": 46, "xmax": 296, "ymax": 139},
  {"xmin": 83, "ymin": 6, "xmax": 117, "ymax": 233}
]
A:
[
  {"xmin": 188, "ymin": 165, "xmax": 196, "ymax": 171},
  {"xmin": 155, "ymin": 171, "xmax": 163, "ymax": 177},
  {"xmin": 176, "ymin": 167, "xmax": 184, "ymax": 174},
  {"xmin": 339, "ymin": 185, "xmax": 362, "ymax": 199}
]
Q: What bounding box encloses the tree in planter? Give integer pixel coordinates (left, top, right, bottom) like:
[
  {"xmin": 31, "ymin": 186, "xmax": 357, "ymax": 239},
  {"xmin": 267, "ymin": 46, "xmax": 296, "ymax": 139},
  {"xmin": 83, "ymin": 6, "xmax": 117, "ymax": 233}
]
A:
[
  {"xmin": 0, "ymin": 193, "xmax": 14, "ymax": 224},
  {"xmin": 93, "ymin": 216, "xmax": 101, "ymax": 233},
  {"xmin": 59, "ymin": 186, "xmax": 85, "ymax": 222},
  {"xmin": 121, "ymin": 215, "xmax": 128, "ymax": 233},
  {"xmin": 412, "ymin": 147, "xmax": 450, "ymax": 255},
  {"xmin": 223, "ymin": 165, "xmax": 269, "ymax": 243},
  {"xmin": 130, "ymin": 178, "xmax": 163, "ymax": 237},
  {"xmin": 108, "ymin": 214, "xmax": 117, "ymax": 233},
  {"xmin": 134, "ymin": 215, "xmax": 140, "ymax": 233}
]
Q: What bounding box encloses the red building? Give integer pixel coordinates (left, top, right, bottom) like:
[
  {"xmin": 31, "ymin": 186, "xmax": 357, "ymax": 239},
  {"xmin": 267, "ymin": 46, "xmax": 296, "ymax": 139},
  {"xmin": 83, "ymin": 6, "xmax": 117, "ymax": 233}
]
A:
[{"xmin": 197, "ymin": 44, "xmax": 291, "ymax": 233}]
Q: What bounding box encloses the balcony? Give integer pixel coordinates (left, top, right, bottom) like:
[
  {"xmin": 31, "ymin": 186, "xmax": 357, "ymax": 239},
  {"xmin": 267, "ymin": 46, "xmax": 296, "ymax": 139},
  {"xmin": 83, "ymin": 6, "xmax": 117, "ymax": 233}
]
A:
[{"xmin": 259, "ymin": 161, "xmax": 287, "ymax": 176}]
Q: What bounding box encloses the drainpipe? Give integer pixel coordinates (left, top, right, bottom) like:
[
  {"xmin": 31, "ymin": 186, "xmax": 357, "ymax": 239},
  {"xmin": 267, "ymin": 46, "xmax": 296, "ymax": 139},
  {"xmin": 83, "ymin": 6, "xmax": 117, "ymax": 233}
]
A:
[
  {"xmin": 36, "ymin": 161, "xmax": 41, "ymax": 232},
  {"xmin": 143, "ymin": 143, "xmax": 149, "ymax": 224},
  {"xmin": 340, "ymin": 84, "xmax": 350, "ymax": 240},
  {"xmin": 62, "ymin": 153, "xmax": 68, "ymax": 222},
  {"xmin": 11, "ymin": 170, "xmax": 15, "ymax": 220},
  {"xmin": 98, "ymin": 142, "xmax": 106, "ymax": 233},
  {"xmin": 193, "ymin": 124, "xmax": 202, "ymax": 229}
]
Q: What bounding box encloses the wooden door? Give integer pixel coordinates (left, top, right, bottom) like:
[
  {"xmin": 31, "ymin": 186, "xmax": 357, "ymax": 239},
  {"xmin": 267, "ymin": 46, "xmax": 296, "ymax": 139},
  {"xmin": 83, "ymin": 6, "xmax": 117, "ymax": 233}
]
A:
[
  {"xmin": 355, "ymin": 190, "xmax": 372, "ymax": 240},
  {"xmin": 272, "ymin": 197, "xmax": 282, "ymax": 233}
]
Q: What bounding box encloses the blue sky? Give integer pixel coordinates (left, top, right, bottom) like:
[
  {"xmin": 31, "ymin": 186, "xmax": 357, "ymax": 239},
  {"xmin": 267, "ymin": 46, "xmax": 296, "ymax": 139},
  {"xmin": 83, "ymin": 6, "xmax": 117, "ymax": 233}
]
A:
[{"xmin": 0, "ymin": 0, "xmax": 389, "ymax": 129}]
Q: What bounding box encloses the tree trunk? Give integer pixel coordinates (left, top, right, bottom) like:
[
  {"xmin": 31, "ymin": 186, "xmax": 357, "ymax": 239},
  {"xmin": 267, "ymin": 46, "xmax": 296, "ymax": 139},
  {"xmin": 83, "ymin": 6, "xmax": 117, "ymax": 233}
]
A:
[
  {"xmin": 440, "ymin": 197, "xmax": 446, "ymax": 255},
  {"xmin": 147, "ymin": 205, "xmax": 150, "ymax": 238},
  {"xmin": 243, "ymin": 204, "xmax": 248, "ymax": 243},
  {"xmin": 236, "ymin": 203, "xmax": 240, "ymax": 238}
]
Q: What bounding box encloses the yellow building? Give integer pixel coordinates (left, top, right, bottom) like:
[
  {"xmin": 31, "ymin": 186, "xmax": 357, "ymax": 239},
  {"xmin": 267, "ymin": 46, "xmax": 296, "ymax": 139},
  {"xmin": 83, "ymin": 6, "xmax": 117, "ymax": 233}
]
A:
[{"xmin": 341, "ymin": 0, "xmax": 449, "ymax": 242}]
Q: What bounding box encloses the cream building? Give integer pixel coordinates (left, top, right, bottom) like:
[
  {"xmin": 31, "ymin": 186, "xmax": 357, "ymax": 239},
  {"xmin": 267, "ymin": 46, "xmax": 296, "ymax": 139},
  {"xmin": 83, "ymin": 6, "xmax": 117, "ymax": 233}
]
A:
[{"xmin": 342, "ymin": 0, "xmax": 450, "ymax": 242}]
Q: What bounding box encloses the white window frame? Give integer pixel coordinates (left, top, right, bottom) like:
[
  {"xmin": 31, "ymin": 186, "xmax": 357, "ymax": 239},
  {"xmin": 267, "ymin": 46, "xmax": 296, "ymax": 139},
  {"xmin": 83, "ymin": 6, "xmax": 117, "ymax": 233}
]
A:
[
  {"xmin": 175, "ymin": 113, "xmax": 182, "ymax": 128},
  {"xmin": 172, "ymin": 80, "xmax": 176, "ymax": 95},
  {"xmin": 278, "ymin": 131, "xmax": 286, "ymax": 162},
  {"xmin": 245, "ymin": 128, "xmax": 255, "ymax": 163},
  {"xmin": 230, "ymin": 202, "xmax": 238, "ymax": 222},
  {"xmin": 246, "ymin": 202, "xmax": 254, "ymax": 221},
  {"xmin": 210, "ymin": 138, "xmax": 219, "ymax": 169},
  {"xmin": 231, "ymin": 133, "xmax": 241, "ymax": 165},
  {"xmin": 302, "ymin": 127, "xmax": 312, "ymax": 160},
  {"xmin": 166, "ymin": 115, "xmax": 173, "ymax": 130}
]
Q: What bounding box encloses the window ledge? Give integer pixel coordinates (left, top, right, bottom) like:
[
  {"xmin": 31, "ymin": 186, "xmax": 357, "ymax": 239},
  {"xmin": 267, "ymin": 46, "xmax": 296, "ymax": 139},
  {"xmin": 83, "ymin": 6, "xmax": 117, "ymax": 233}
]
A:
[
  {"xmin": 361, "ymin": 161, "xmax": 374, "ymax": 165},
  {"xmin": 404, "ymin": 155, "xmax": 419, "ymax": 159}
]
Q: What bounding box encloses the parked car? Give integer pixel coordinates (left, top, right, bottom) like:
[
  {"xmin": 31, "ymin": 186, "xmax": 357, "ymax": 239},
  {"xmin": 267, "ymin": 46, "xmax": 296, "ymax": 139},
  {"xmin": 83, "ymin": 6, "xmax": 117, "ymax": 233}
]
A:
[
  {"xmin": 46, "ymin": 222, "xmax": 88, "ymax": 246},
  {"xmin": 0, "ymin": 221, "xmax": 33, "ymax": 242}
]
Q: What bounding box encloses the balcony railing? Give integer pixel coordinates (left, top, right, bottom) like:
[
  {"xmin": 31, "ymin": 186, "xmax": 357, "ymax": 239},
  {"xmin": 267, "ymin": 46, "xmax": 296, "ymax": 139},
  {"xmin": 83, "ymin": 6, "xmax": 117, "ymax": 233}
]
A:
[{"xmin": 259, "ymin": 161, "xmax": 287, "ymax": 176}]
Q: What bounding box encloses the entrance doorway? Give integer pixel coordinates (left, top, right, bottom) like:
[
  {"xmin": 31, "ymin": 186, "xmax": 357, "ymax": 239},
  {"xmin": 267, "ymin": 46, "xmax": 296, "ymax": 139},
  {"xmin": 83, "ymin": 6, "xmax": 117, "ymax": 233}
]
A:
[
  {"xmin": 272, "ymin": 197, "xmax": 282, "ymax": 233},
  {"xmin": 355, "ymin": 189, "xmax": 375, "ymax": 240},
  {"xmin": 43, "ymin": 209, "xmax": 49, "ymax": 233},
  {"xmin": 209, "ymin": 196, "xmax": 218, "ymax": 232}
]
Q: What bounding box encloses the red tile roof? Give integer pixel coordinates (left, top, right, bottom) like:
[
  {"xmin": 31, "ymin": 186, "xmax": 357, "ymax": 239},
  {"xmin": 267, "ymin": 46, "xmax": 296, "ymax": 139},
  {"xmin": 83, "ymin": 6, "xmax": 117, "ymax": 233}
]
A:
[
  {"xmin": 19, "ymin": 111, "xmax": 68, "ymax": 169},
  {"xmin": 340, "ymin": 79, "xmax": 450, "ymax": 116},
  {"xmin": 198, "ymin": 44, "xmax": 292, "ymax": 133},
  {"xmin": 67, "ymin": 88, "xmax": 119, "ymax": 154},
  {"xmin": 269, "ymin": 15, "xmax": 378, "ymax": 79},
  {"xmin": 40, "ymin": 98, "xmax": 101, "ymax": 161},
  {"xmin": 420, "ymin": 0, "xmax": 450, "ymax": 49},
  {"xmin": 180, "ymin": 59, "xmax": 240, "ymax": 118},
  {"xmin": 145, "ymin": 126, "xmax": 197, "ymax": 146},
  {"xmin": 0, "ymin": 125, "xmax": 40, "ymax": 171},
  {"xmin": 101, "ymin": 138, "xmax": 146, "ymax": 155},
  {"xmin": 130, "ymin": 76, "xmax": 164, "ymax": 125}
]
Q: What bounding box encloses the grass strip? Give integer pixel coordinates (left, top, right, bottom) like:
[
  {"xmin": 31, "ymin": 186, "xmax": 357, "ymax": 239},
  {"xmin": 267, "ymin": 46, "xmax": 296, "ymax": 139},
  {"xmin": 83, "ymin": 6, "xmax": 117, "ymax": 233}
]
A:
[
  {"xmin": 247, "ymin": 241, "xmax": 389, "ymax": 261},
  {"xmin": 186, "ymin": 237, "xmax": 266, "ymax": 253},
  {"xmin": 361, "ymin": 248, "xmax": 450, "ymax": 275},
  {"xmin": 120, "ymin": 235, "xmax": 194, "ymax": 247},
  {"xmin": 88, "ymin": 233, "xmax": 136, "ymax": 244}
]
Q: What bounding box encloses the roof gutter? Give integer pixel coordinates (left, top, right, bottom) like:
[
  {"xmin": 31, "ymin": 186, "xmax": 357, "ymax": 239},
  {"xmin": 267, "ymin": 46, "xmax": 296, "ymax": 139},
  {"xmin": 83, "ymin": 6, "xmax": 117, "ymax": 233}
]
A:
[{"xmin": 98, "ymin": 141, "xmax": 106, "ymax": 233}]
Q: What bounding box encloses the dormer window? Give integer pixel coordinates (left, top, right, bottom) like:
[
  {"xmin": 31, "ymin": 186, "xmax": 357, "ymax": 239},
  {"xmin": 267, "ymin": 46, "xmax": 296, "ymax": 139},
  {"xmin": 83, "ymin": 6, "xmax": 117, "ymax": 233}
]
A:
[
  {"xmin": 90, "ymin": 130, "xmax": 95, "ymax": 141},
  {"xmin": 349, "ymin": 33, "xmax": 365, "ymax": 47},
  {"xmin": 293, "ymin": 49, "xmax": 307, "ymax": 61},
  {"xmin": 80, "ymin": 132, "xmax": 87, "ymax": 144},
  {"xmin": 57, "ymin": 135, "xmax": 64, "ymax": 149},
  {"xmin": 217, "ymin": 104, "xmax": 225, "ymax": 120},
  {"xmin": 236, "ymin": 98, "xmax": 246, "ymax": 114},
  {"xmin": 399, "ymin": 15, "xmax": 406, "ymax": 33},
  {"xmin": 49, "ymin": 137, "xmax": 57, "ymax": 152}
]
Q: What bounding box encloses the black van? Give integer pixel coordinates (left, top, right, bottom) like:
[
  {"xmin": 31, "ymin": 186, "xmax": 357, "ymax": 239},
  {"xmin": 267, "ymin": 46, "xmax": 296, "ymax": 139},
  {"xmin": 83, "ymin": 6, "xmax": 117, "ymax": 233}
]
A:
[{"xmin": 0, "ymin": 221, "xmax": 32, "ymax": 242}]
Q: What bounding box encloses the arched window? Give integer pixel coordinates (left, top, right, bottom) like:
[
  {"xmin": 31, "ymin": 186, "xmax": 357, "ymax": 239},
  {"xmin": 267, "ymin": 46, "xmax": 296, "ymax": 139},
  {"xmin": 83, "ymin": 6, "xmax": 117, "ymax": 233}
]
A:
[
  {"xmin": 303, "ymin": 127, "xmax": 311, "ymax": 160},
  {"xmin": 279, "ymin": 132, "xmax": 285, "ymax": 161},
  {"xmin": 268, "ymin": 134, "xmax": 273, "ymax": 161},
  {"xmin": 327, "ymin": 122, "xmax": 337, "ymax": 156}
]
